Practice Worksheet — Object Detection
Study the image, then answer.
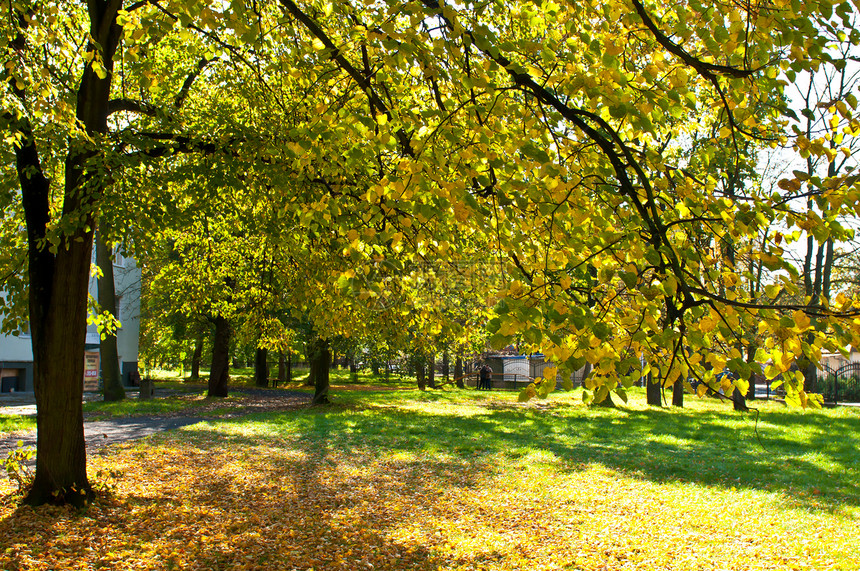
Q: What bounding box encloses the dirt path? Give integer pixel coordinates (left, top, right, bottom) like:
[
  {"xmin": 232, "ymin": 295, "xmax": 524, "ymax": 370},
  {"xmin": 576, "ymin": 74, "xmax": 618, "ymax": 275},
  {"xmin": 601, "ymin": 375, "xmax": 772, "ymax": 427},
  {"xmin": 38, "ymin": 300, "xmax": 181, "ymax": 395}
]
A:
[{"xmin": 0, "ymin": 389, "xmax": 311, "ymax": 459}]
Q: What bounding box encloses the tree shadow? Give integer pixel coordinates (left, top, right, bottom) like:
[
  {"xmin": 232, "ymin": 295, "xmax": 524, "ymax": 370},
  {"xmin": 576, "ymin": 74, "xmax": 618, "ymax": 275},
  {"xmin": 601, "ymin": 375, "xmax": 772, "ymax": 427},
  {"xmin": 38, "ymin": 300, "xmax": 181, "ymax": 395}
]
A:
[{"xmin": 1, "ymin": 398, "xmax": 856, "ymax": 569}]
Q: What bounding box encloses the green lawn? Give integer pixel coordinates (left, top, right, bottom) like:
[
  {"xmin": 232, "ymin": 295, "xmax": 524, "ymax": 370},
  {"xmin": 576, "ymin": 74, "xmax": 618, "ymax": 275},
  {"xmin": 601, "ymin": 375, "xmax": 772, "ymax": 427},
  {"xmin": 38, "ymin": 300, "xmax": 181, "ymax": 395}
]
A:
[
  {"xmin": 0, "ymin": 415, "xmax": 36, "ymax": 435},
  {"xmin": 1, "ymin": 387, "xmax": 857, "ymax": 570}
]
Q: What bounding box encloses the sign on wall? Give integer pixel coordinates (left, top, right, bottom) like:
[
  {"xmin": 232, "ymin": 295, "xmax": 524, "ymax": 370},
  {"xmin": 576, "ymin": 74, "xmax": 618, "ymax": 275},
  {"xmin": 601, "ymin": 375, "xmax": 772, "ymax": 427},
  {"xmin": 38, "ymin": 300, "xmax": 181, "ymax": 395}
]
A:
[{"xmin": 83, "ymin": 351, "xmax": 99, "ymax": 391}]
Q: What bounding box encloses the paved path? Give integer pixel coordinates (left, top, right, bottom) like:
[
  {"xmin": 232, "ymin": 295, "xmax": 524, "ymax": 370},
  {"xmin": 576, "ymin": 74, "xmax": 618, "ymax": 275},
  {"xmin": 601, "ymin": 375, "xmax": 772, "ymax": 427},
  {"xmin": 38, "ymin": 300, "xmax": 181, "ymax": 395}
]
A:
[{"xmin": 0, "ymin": 388, "xmax": 311, "ymax": 458}]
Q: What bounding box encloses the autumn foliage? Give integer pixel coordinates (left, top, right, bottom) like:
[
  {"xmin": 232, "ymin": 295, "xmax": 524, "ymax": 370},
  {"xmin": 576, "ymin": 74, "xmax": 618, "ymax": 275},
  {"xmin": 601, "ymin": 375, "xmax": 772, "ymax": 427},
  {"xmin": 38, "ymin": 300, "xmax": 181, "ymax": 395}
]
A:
[{"xmin": 1, "ymin": 388, "xmax": 858, "ymax": 570}]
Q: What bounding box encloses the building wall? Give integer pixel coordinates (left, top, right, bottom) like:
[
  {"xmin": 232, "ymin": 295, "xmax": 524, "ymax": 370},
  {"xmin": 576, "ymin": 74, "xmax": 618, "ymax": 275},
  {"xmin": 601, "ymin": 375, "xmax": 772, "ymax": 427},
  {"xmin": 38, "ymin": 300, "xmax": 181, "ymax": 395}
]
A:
[{"xmin": 0, "ymin": 249, "xmax": 140, "ymax": 393}]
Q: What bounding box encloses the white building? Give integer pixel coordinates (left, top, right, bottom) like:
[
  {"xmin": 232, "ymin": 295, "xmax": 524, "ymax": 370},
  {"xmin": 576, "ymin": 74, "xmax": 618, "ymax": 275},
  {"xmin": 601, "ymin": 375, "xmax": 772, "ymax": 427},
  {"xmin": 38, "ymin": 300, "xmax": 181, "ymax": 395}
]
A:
[{"xmin": 0, "ymin": 250, "xmax": 140, "ymax": 393}]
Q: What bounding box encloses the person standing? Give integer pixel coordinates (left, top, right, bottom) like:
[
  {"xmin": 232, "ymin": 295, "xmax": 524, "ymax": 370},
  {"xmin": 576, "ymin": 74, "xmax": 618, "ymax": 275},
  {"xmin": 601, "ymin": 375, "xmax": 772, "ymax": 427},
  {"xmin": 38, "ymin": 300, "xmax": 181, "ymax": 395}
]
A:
[{"xmin": 479, "ymin": 364, "xmax": 493, "ymax": 390}]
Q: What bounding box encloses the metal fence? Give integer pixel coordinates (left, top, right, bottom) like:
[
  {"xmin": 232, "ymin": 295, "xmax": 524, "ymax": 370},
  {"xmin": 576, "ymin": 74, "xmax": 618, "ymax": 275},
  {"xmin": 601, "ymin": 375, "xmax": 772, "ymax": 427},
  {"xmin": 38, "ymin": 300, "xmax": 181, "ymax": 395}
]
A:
[
  {"xmin": 467, "ymin": 373, "xmax": 533, "ymax": 390},
  {"xmin": 818, "ymin": 362, "xmax": 860, "ymax": 404}
]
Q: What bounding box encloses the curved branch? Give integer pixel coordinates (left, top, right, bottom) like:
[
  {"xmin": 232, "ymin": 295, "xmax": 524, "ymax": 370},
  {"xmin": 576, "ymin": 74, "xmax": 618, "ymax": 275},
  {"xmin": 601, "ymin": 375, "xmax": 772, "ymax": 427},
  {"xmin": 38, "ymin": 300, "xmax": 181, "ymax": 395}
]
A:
[{"xmin": 630, "ymin": 0, "xmax": 758, "ymax": 80}]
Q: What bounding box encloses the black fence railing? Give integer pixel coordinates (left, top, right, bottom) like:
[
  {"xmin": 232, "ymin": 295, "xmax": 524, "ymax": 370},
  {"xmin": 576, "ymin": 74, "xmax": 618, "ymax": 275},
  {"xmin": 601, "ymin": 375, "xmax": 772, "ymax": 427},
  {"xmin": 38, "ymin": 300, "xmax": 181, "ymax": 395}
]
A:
[{"xmin": 818, "ymin": 362, "xmax": 860, "ymax": 404}]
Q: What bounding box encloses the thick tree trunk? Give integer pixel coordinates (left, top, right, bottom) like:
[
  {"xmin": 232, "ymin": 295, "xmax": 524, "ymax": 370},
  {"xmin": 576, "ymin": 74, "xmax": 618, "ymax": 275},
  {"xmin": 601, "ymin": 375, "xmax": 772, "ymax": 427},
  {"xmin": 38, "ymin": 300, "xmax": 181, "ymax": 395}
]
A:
[
  {"xmin": 442, "ymin": 351, "xmax": 450, "ymax": 383},
  {"xmin": 646, "ymin": 373, "xmax": 662, "ymax": 406},
  {"xmin": 190, "ymin": 335, "xmax": 203, "ymax": 381},
  {"xmin": 310, "ymin": 338, "xmax": 331, "ymax": 405},
  {"xmin": 96, "ymin": 230, "xmax": 124, "ymax": 402},
  {"xmin": 672, "ymin": 378, "xmax": 684, "ymax": 407},
  {"xmin": 254, "ymin": 347, "xmax": 269, "ymax": 387},
  {"xmin": 18, "ymin": 3, "xmax": 123, "ymax": 506},
  {"xmin": 454, "ymin": 357, "xmax": 464, "ymax": 389},
  {"xmin": 208, "ymin": 315, "xmax": 231, "ymax": 397},
  {"xmin": 25, "ymin": 235, "xmax": 93, "ymax": 506}
]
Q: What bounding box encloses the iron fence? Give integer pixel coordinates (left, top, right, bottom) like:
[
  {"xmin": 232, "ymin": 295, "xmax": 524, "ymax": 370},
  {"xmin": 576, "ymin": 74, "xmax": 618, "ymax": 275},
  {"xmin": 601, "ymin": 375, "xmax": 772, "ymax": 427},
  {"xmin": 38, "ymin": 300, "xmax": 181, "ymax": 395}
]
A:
[{"xmin": 818, "ymin": 362, "xmax": 860, "ymax": 404}]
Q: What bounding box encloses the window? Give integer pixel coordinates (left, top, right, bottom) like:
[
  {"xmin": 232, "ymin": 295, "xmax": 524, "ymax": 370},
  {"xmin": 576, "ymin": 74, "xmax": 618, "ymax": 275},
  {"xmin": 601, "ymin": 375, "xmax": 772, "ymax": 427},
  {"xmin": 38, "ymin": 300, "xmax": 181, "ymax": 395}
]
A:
[{"xmin": 112, "ymin": 248, "xmax": 125, "ymax": 268}]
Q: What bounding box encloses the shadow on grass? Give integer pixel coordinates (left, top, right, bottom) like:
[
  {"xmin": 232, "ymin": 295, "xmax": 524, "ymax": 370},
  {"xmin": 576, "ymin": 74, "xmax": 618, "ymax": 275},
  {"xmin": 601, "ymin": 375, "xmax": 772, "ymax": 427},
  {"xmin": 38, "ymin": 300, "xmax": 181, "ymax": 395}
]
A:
[
  {"xmin": 3, "ymin": 397, "xmax": 856, "ymax": 570},
  {"xmin": 210, "ymin": 399, "xmax": 860, "ymax": 515}
]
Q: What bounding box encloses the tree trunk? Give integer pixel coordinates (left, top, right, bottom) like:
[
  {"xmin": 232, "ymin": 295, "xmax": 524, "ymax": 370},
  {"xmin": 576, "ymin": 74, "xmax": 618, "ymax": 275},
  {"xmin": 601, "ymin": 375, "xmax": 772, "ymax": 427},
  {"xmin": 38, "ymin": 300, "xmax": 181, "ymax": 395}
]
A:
[
  {"xmin": 646, "ymin": 373, "xmax": 662, "ymax": 406},
  {"xmin": 305, "ymin": 346, "xmax": 316, "ymax": 387},
  {"xmin": 287, "ymin": 351, "xmax": 292, "ymax": 384},
  {"xmin": 276, "ymin": 351, "xmax": 286, "ymax": 387},
  {"xmin": 349, "ymin": 354, "xmax": 357, "ymax": 374},
  {"xmin": 96, "ymin": 230, "xmax": 124, "ymax": 402},
  {"xmin": 672, "ymin": 378, "xmax": 684, "ymax": 407},
  {"xmin": 442, "ymin": 351, "xmax": 450, "ymax": 383},
  {"xmin": 208, "ymin": 315, "xmax": 230, "ymax": 397},
  {"xmin": 190, "ymin": 335, "xmax": 203, "ymax": 381},
  {"xmin": 732, "ymin": 385, "xmax": 749, "ymax": 411},
  {"xmin": 746, "ymin": 344, "xmax": 757, "ymax": 400},
  {"xmin": 18, "ymin": 3, "xmax": 123, "ymax": 506},
  {"xmin": 454, "ymin": 357, "xmax": 464, "ymax": 389},
  {"xmin": 416, "ymin": 359, "xmax": 426, "ymax": 391},
  {"xmin": 254, "ymin": 347, "xmax": 269, "ymax": 387},
  {"xmin": 310, "ymin": 338, "xmax": 331, "ymax": 405},
  {"xmin": 25, "ymin": 233, "xmax": 93, "ymax": 506},
  {"xmin": 428, "ymin": 354, "xmax": 436, "ymax": 389}
]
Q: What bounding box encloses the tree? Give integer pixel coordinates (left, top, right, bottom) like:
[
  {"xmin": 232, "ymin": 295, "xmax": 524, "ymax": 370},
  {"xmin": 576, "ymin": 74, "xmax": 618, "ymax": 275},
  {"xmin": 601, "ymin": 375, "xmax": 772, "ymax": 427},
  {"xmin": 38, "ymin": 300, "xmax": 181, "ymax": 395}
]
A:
[
  {"xmin": 96, "ymin": 231, "xmax": 125, "ymax": 402},
  {"xmin": 3, "ymin": 0, "xmax": 125, "ymax": 505},
  {"xmin": 6, "ymin": 0, "xmax": 860, "ymax": 506}
]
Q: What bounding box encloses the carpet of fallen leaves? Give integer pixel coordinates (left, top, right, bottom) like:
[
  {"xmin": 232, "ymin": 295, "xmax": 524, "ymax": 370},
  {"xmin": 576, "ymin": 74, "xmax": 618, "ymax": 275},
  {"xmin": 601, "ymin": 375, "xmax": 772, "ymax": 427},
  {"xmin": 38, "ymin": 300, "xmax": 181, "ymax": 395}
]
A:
[{"xmin": 1, "ymin": 398, "xmax": 858, "ymax": 570}]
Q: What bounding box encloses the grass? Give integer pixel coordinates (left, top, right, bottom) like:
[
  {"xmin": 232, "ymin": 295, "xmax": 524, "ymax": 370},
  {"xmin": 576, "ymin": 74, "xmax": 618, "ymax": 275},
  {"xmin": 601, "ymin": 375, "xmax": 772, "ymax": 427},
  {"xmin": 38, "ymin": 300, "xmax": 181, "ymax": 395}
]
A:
[
  {"xmin": 1, "ymin": 386, "xmax": 858, "ymax": 569},
  {"xmin": 0, "ymin": 415, "xmax": 36, "ymax": 435}
]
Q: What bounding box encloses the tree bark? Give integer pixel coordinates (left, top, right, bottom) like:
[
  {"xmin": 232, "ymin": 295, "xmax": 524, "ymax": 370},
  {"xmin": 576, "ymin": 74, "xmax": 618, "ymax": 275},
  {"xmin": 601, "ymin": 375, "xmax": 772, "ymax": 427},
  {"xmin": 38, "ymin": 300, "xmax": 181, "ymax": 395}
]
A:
[
  {"xmin": 305, "ymin": 346, "xmax": 316, "ymax": 387},
  {"xmin": 276, "ymin": 351, "xmax": 286, "ymax": 387},
  {"xmin": 646, "ymin": 373, "xmax": 662, "ymax": 406},
  {"xmin": 254, "ymin": 347, "xmax": 269, "ymax": 387},
  {"xmin": 310, "ymin": 337, "xmax": 331, "ymax": 405},
  {"xmin": 416, "ymin": 359, "xmax": 426, "ymax": 391},
  {"xmin": 454, "ymin": 357, "xmax": 464, "ymax": 389},
  {"xmin": 190, "ymin": 335, "xmax": 203, "ymax": 381},
  {"xmin": 672, "ymin": 378, "xmax": 684, "ymax": 407},
  {"xmin": 96, "ymin": 230, "xmax": 124, "ymax": 402},
  {"xmin": 208, "ymin": 315, "xmax": 231, "ymax": 397},
  {"xmin": 427, "ymin": 354, "xmax": 436, "ymax": 389},
  {"xmin": 732, "ymin": 385, "xmax": 749, "ymax": 411},
  {"xmin": 442, "ymin": 351, "xmax": 450, "ymax": 383}
]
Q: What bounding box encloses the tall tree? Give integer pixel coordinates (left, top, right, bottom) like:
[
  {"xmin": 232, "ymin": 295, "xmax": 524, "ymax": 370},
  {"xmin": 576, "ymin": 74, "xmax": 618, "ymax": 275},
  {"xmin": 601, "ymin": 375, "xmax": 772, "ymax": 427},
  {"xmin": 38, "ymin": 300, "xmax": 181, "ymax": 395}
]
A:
[{"xmin": 95, "ymin": 230, "xmax": 125, "ymax": 402}]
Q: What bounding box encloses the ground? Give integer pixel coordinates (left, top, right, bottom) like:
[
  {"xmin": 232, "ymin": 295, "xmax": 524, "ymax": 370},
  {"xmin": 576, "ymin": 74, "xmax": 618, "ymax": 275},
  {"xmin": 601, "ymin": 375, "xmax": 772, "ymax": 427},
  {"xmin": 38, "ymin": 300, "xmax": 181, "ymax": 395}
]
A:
[{"xmin": 0, "ymin": 383, "xmax": 858, "ymax": 570}]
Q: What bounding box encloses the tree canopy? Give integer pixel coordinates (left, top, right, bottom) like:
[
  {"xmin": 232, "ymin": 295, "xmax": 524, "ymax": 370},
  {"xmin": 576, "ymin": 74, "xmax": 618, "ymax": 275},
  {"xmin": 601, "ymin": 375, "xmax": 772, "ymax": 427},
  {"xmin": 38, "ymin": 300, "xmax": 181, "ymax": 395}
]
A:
[{"xmin": 4, "ymin": 0, "xmax": 860, "ymax": 503}]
